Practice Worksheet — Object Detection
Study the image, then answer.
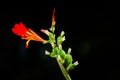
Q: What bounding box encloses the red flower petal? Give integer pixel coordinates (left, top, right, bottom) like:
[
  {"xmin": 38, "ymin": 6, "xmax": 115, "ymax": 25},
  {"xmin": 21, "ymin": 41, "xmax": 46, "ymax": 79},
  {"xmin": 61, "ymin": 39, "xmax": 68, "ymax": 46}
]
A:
[{"xmin": 12, "ymin": 22, "xmax": 28, "ymax": 36}]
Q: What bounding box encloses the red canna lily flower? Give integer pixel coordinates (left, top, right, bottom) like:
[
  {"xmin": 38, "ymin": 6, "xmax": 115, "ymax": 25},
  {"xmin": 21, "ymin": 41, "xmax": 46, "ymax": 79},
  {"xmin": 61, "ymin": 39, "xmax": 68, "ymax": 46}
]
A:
[
  {"xmin": 12, "ymin": 22, "xmax": 28, "ymax": 36},
  {"xmin": 12, "ymin": 22, "xmax": 46, "ymax": 48},
  {"xmin": 52, "ymin": 8, "xmax": 56, "ymax": 26}
]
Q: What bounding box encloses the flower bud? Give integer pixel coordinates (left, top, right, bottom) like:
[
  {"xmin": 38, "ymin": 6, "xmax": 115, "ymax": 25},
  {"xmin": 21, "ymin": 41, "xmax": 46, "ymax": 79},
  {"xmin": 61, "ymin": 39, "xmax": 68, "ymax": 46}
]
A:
[
  {"xmin": 59, "ymin": 50, "xmax": 66, "ymax": 59},
  {"xmin": 60, "ymin": 31, "xmax": 65, "ymax": 36},
  {"xmin": 67, "ymin": 48, "xmax": 72, "ymax": 54},
  {"xmin": 64, "ymin": 54, "xmax": 73, "ymax": 67},
  {"xmin": 45, "ymin": 50, "xmax": 50, "ymax": 55}
]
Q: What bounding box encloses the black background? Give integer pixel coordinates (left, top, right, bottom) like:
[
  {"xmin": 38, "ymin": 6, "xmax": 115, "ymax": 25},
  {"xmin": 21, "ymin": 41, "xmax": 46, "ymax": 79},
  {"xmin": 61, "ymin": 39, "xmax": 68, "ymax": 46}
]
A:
[{"xmin": 0, "ymin": 1, "xmax": 114, "ymax": 80}]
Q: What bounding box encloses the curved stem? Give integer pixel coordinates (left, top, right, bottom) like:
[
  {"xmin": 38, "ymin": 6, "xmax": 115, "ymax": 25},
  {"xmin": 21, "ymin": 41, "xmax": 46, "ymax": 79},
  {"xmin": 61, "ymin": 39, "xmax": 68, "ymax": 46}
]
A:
[{"xmin": 56, "ymin": 58, "xmax": 71, "ymax": 80}]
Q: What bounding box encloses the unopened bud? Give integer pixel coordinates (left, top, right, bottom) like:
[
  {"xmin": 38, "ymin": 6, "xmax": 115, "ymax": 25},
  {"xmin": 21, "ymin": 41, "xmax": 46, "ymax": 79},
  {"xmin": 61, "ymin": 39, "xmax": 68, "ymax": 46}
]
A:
[
  {"xmin": 73, "ymin": 61, "xmax": 79, "ymax": 66},
  {"xmin": 41, "ymin": 29, "xmax": 49, "ymax": 35},
  {"xmin": 60, "ymin": 31, "xmax": 65, "ymax": 36},
  {"xmin": 67, "ymin": 48, "xmax": 72, "ymax": 54},
  {"xmin": 45, "ymin": 50, "xmax": 50, "ymax": 55},
  {"xmin": 62, "ymin": 36, "xmax": 65, "ymax": 41}
]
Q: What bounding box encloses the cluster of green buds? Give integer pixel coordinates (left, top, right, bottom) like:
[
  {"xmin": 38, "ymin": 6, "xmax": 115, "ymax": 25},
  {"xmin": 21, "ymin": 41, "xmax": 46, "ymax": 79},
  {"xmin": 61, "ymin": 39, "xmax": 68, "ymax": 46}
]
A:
[
  {"xmin": 40, "ymin": 8, "xmax": 78, "ymax": 80},
  {"xmin": 40, "ymin": 9, "xmax": 78, "ymax": 73},
  {"xmin": 43, "ymin": 28, "xmax": 79, "ymax": 71}
]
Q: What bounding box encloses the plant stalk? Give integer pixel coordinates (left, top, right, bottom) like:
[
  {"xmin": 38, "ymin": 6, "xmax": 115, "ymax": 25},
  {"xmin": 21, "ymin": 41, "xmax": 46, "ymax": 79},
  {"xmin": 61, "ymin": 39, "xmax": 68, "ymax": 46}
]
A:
[{"xmin": 56, "ymin": 58, "xmax": 71, "ymax": 80}]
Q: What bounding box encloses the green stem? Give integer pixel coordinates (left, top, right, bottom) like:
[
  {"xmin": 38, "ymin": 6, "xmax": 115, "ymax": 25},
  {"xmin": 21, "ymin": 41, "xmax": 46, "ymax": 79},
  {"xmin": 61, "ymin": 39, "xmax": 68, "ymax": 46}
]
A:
[{"xmin": 56, "ymin": 58, "xmax": 71, "ymax": 80}]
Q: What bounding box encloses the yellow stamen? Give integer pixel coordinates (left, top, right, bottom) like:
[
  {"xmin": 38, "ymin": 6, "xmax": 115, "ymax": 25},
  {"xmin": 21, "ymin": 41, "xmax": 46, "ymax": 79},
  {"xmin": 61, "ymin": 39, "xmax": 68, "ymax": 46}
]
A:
[{"xmin": 26, "ymin": 40, "xmax": 31, "ymax": 48}]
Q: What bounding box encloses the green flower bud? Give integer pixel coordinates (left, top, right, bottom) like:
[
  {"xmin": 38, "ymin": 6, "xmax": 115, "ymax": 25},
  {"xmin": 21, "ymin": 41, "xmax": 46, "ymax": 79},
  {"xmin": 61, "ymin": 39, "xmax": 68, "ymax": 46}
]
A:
[
  {"xmin": 50, "ymin": 47, "xmax": 59, "ymax": 58},
  {"xmin": 67, "ymin": 48, "xmax": 72, "ymax": 54},
  {"xmin": 49, "ymin": 33, "xmax": 55, "ymax": 41},
  {"xmin": 57, "ymin": 36, "xmax": 62, "ymax": 44},
  {"xmin": 53, "ymin": 47, "xmax": 59, "ymax": 54},
  {"xmin": 73, "ymin": 61, "xmax": 79, "ymax": 66},
  {"xmin": 64, "ymin": 54, "xmax": 73, "ymax": 67},
  {"xmin": 60, "ymin": 31, "xmax": 65, "ymax": 36},
  {"xmin": 59, "ymin": 50, "xmax": 66, "ymax": 59}
]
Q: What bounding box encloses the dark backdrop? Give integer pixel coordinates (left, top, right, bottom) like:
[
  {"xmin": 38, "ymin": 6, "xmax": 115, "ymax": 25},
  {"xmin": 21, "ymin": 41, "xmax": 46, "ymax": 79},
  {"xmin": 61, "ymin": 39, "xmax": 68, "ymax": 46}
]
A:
[{"xmin": 0, "ymin": 1, "xmax": 114, "ymax": 80}]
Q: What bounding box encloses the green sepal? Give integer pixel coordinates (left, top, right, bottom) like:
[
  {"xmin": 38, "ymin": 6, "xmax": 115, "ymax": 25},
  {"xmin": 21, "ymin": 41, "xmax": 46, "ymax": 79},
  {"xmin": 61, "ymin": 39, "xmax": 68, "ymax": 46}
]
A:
[
  {"xmin": 50, "ymin": 52, "xmax": 56, "ymax": 58},
  {"xmin": 43, "ymin": 40, "xmax": 49, "ymax": 44},
  {"xmin": 50, "ymin": 47, "xmax": 59, "ymax": 58},
  {"xmin": 66, "ymin": 64, "xmax": 75, "ymax": 72}
]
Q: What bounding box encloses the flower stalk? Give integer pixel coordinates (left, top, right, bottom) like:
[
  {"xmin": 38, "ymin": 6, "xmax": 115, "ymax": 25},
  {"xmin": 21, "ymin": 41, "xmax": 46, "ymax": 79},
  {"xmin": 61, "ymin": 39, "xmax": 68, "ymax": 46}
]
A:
[
  {"xmin": 56, "ymin": 56, "xmax": 71, "ymax": 80},
  {"xmin": 41, "ymin": 9, "xmax": 79, "ymax": 80}
]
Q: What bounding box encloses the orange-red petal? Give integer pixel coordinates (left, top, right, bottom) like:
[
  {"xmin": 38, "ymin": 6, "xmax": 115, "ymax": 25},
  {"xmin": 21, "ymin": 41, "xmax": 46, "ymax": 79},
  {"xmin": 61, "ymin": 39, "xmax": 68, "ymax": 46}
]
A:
[{"xmin": 52, "ymin": 8, "xmax": 56, "ymax": 26}]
